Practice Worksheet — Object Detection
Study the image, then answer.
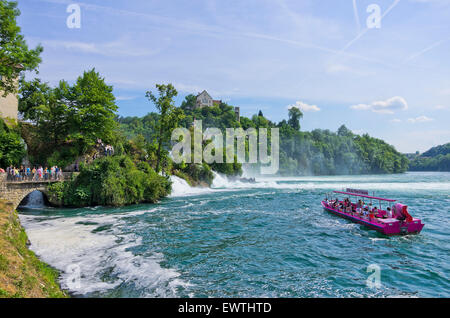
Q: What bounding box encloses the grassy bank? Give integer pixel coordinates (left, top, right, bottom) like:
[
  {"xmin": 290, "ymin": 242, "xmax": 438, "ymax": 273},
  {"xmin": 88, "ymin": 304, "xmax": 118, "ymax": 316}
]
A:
[{"xmin": 0, "ymin": 200, "xmax": 67, "ymax": 298}]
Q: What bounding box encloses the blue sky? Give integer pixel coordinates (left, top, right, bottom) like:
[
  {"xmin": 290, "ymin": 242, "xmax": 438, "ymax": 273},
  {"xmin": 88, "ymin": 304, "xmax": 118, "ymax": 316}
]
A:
[{"xmin": 17, "ymin": 0, "xmax": 450, "ymax": 152}]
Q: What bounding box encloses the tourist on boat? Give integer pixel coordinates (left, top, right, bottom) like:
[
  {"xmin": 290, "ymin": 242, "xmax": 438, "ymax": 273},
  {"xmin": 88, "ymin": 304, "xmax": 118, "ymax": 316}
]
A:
[
  {"xmin": 332, "ymin": 198, "xmax": 338, "ymax": 208},
  {"xmin": 343, "ymin": 198, "xmax": 350, "ymax": 212},
  {"xmin": 369, "ymin": 207, "xmax": 377, "ymax": 220},
  {"xmin": 372, "ymin": 206, "xmax": 379, "ymax": 217},
  {"xmin": 363, "ymin": 207, "xmax": 369, "ymax": 218},
  {"xmin": 356, "ymin": 200, "xmax": 362, "ymax": 214},
  {"xmin": 346, "ymin": 204, "xmax": 352, "ymax": 213},
  {"xmin": 386, "ymin": 207, "xmax": 392, "ymax": 218}
]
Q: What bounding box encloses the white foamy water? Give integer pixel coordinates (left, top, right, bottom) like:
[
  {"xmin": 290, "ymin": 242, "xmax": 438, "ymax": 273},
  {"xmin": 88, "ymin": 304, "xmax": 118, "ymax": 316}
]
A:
[
  {"xmin": 169, "ymin": 176, "xmax": 217, "ymax": 197},
  {"xmin": 20, "ymin": 190, "xmax": 46, "ymax": 208},
  {"xmin": 19, "ymin": 210, "xmax": 188, "ymax": 297},
  {"xmin": 169, "ymin": 172, "xmax": 282, "ymax": 198},
  {"xmin": 212, "ymin": 171, "xmax": 281, "ymax": 189},
  {"xmin": 169, "ymin": 171, "xmax": 450, "ymax": 198}
]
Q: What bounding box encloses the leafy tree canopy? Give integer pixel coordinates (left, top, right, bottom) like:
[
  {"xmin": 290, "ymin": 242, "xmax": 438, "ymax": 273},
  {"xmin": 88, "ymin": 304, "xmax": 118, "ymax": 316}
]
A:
[
  {"xmin": 18, "ymin": 69, "xmax": 118, "ymax": 166},
  {"xmin": 0, "ymin": 0, "xmax": 43, "ymax": 95}
]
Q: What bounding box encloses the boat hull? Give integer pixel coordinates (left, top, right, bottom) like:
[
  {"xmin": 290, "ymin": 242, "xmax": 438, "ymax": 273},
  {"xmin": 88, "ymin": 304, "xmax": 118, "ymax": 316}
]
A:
[{"xmin": 321, "ymin": 201, "xmax": 424, "ymax": 235}]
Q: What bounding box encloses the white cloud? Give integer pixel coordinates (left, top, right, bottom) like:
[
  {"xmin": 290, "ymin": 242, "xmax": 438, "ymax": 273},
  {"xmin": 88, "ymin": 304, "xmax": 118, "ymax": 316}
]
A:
[
  {"xmin": 115, "ymin": 96, "xmax": 138, "ymax": 101},
  {"xmin": 440, "ymin": 88, "xmax": 450, "ymax": 95},
  {"xmin": 325, "ymin": 64, "xmax": 372, "ymax": 76},
  {"xmin": 407, "ymin": 116, "xmax": 434, "ymax": 123},
  {"xmin": 390, "ymin": 118, "xmax": 402, "ymax": 123},
  {"xmin": 434, "ymin": 105, "xmax": 449, "ymax": 110},
  {"xmin": 327, "ymin": 64, "xmax": 350, "ymax": 73},
  {"xmin": 42, "ymin": 38, "xmax": 163, "ymax": 58},
  {"xmin": 288, "ymin": 101, "xmax": 320, "ymax": 112},
  {"xmin": 350, "ymin": 96, "xmax": 408, "ymax": 114}
]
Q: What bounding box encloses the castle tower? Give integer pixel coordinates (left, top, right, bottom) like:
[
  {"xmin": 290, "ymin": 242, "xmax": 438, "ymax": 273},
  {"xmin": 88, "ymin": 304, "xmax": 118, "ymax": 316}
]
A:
[{"xmin": 0, "ymin": 76, "xmax": 19, "ymax": 121}]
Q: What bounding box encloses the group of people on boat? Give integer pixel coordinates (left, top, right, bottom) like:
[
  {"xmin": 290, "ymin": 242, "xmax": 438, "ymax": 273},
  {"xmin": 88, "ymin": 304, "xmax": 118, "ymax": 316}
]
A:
[
  {"xmin": 321, "ymin": 189, "xmax": 422, "ymax": 234},
  {"xmin": 324, "ymin": 197, "xmax": 394, "ymax": 221}
]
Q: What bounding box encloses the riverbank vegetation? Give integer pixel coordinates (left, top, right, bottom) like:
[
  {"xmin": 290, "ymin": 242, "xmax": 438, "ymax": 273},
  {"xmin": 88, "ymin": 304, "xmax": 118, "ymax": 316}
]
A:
[
  {"xmin": 47, "ymin": 156, "xmax": 171, "ymax": 207},
  {"xmin": 0, "ymin": 200, "xmax": 67, "ymax": 297},
  {"xmin": 408, "ymin": 143, "xmax": 450, "ymax": 171},
  {"xmin": 119, "ymin": 97, "xmax": 408, "ymax": 176},
  {"xmin": 19, "ymin": 70, "xmax": 119, "ymax": 168},
  {"xmin": 0, "ymin": 0, "xmax": 42, "ymax": 96}
]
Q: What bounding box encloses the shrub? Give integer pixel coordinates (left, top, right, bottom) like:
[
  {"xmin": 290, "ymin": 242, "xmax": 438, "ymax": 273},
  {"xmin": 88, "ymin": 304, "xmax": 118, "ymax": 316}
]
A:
[{"xmin": 47, "ymin": 155, "xmax": 171, "ymax": 207}]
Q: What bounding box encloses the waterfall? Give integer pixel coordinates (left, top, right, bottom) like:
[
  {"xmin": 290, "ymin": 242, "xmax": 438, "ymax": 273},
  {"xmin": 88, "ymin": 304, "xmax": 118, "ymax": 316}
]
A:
[
  {"xmin": 21, "ymin": 191, "xmax": 45, "ymax": 208},
  {"xmin": 169, "ymin": 175, "xmax": 214, "ymax": 197},
  {"xmin": 211, "ymin": 172, "xmax": 230, "ymax": 188}
]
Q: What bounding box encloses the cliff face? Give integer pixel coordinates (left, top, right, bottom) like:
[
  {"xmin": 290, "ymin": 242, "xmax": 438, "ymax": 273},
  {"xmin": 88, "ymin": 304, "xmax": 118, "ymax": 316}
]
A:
[{"xmin": 0, "ymin": 200, "xmax": 67, "ymax": 298}]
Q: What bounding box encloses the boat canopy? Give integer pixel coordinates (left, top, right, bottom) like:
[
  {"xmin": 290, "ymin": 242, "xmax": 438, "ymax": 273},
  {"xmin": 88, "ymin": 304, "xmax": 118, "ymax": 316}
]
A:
[{"xmin": 333, "ymin": 191, "xmax": 396, "ymax": 202}]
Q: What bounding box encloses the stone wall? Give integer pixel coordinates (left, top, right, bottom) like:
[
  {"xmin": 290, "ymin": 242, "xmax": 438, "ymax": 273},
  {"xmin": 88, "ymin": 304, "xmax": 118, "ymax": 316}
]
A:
[
  {"xmin": 0, "ymin": 182, "xmax": 47, "ymax": 209},
  {"xmin": 0, "ymin": 92, "xmax": 18, "ymax": 120},
  {"xmin": 0, "ymin": 172, "xmax": 72, "ymax": 209}
]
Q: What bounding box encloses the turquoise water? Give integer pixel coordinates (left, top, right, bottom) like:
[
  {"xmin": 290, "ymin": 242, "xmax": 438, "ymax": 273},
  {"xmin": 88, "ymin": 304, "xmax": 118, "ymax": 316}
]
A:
[{"xmin": 18, "ymin": 172, "xmax": 450, "ymax": 297}]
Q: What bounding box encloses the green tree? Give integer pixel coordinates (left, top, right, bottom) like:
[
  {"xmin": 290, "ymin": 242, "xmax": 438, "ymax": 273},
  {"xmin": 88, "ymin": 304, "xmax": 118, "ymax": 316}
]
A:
[
  {"xmin": 18, "ymin": 69, "xmax": 119, "ymax": 166},
  {"xmin": 19, "ymin": 78, "xmax": 70, "ymax": 147},
  {"xmin": 69, "ymin": 69, "xmax": 118, "ymax": 146},
  {"xmin": 0, "ymin": 0, "xmax": 43, "ymax": 95},
  {"xmin": 337, "ymin": 124, "xmax": 353, "ymax": 137},
  {"xmin": 0, "ymin": 118, "xmax": 25, "ymax": 167},
  {"xmin": 288, "ymin": 107, "xmax": 303, "ymax": 131},
  {"xmin": 146, "ymin": 84, "xmax": 184, "ymax": 172},
  {"xmin": 180, "ymin": 94, "xmax": 197, "ymax": 111}
]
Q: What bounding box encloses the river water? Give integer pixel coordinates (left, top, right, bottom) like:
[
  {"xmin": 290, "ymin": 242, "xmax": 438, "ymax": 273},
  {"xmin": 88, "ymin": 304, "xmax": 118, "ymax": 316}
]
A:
[{"xmin": 18, "ymin": 172, "xmax": 450, "ymax": 297}]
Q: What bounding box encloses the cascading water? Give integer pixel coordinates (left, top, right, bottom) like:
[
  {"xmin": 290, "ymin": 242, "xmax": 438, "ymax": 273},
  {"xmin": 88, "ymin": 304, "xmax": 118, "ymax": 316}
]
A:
[
  {"xmin": 211, "ymin": 171, "xmax": 229, "ymax": 188},
  {"xmin": 169, "ymin": 175, "xmax": 215, "ymax": 197},
  {"xmin": 21, "ymin": 190, "xmax": 45, "ymax": 208},
  {"xmin": 17, "ymin": 172, "xmax": 450, "ymax": 297}
]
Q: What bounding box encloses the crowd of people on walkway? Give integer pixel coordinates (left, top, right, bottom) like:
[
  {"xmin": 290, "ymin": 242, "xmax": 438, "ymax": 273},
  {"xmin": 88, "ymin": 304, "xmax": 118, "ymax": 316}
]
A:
[{"xmin": 0, "ymin": 165, "xmax": 63, "ymax": 182}]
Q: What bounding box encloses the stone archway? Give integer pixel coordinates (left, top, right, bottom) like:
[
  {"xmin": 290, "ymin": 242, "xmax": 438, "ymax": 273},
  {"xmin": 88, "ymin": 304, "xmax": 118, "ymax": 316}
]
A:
[
  {"xmin": 0, "ymin": 173, "xmax": 72, "ymax": 209},
  {"xmin": 0, "ymin": 184, "xmax": 48, "ymax": 209},
  {"xmin": 17, "ymin": 190, "xmax": 51, "ymax": 208}
]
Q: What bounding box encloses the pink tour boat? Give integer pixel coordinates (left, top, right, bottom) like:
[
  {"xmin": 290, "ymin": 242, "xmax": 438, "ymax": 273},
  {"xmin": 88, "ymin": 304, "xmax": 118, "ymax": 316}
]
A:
[{"xmin": 321, "ymin": 188, "xmax": 425, "ymax": 235}]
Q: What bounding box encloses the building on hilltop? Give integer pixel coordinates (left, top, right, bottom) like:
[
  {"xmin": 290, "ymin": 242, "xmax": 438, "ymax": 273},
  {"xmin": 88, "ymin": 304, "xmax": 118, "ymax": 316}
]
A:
[
  {"xmin": 195, "ymin": 90, "xmax": 240, "ymax": 122},
  {"xmin": 0, "ymin": 75, "xmax": 19, "ymax": 121},
  {"xmin": 196, "ymin": 90, "xmax": 214, "ymax": 108}
]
